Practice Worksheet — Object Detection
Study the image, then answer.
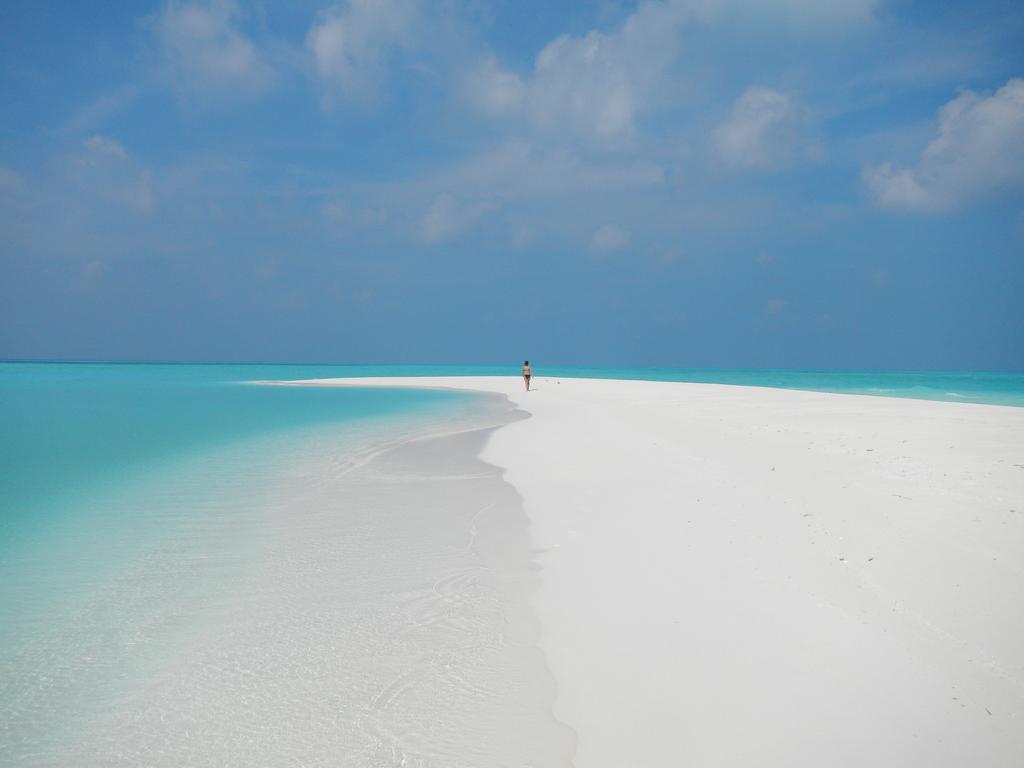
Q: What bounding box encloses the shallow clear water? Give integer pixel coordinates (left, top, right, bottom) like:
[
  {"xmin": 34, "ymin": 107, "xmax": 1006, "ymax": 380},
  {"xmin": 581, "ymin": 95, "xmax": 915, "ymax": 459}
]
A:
[
  {"xmin": 1, "ymin": 363, "xmax": 574, "ymax": 766},
  {"xmin": 0, "ymin": 364, "xmax": 472, "ymax": 644},
  {"xmin": 0, "ymin": 363, "xmax": 468, "ymax": 526}
]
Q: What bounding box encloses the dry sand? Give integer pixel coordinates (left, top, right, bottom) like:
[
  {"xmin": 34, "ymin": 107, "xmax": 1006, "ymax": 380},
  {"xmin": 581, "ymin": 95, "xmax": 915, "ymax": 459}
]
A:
[{"xmin": 274, "ymin": 376, "xmax": 1024, "ymax": 767}]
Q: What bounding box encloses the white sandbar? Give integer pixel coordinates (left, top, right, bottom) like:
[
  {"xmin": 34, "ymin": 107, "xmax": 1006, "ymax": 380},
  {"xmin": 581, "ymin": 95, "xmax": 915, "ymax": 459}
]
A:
[{"xmin": 274, "ymin": 376, "xmax": 1024, "ymax": 767}]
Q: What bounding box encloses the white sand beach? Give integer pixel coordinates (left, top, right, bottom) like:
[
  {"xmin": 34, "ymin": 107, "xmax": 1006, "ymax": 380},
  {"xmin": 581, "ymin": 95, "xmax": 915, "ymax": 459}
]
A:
[{"xmin": 276, "ymin": 376, "xmax": 1024, "ymax": 767}]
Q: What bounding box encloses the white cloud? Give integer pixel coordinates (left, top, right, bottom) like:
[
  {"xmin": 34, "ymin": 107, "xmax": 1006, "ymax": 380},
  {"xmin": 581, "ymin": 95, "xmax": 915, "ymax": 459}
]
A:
[
  {"xmin": 464, "ymin": 56, "xmax": 526, "ymax": 118},
  {"xmin": 464, "ymin": 0, "xmax": 878, "ymax": 140},
  {"xmin": 306, "ymin": 0, "xmax": 419, "ymax": 105},
  {"xmin": 415, "ymin": 194, "xmax": 497, "ymax": 244},
  {"xmin": 591, "ymin": 223, "xmax": 631, "ymax": 252},
  {"xmin": 715, "ymin": 87, "xmax": 815, "ymax": 171},
  {"xmin": 864, "ymin": 78, "xmax": 1024, "ymax": 212},
  {"xmin": 466, "ymin": 0, "xmax": 689, "ymax": 141},
  {"xmin": 155, "ymin": 0, "xmax": 273, "ymax": 98},
  {"xmin": 862, "ymin": 163, "xmax": 931, "ymax": 209},
  {"xmin": 74, "ymin": 136, "xmax": 155, "ymax": 214}
]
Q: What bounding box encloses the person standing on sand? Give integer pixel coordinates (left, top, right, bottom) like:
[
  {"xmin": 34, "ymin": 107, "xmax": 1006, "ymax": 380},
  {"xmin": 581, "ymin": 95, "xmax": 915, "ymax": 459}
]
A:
[{"xmin": 522, "ymin": 360, "xmax": 532, "ymax": 391}]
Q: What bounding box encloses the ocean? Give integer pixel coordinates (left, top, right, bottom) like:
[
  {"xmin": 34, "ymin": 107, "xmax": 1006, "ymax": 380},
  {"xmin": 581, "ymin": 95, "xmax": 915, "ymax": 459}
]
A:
[{"xmin": 1, "ymin": 362, "xmax": 1021, "ymax": 764}]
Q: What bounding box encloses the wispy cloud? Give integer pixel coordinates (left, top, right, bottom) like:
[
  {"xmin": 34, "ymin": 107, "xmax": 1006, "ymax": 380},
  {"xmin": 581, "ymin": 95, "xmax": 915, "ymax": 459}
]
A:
[
  {"xmin": 463, "ymin": 56, "xmax": 526, "ymax": 118},
  {"xmin": 73, "ymin": 135, "xmax": 155, "ymax": 213},
  {"xmin": 715, "ymin": 87, "xmax": 819, "ymax": 171},
  {"xmin": 83, "ymin": 135, "xmax": 128, "ymax": 159},
  {"xmin": 864, "ymin": 78, "xmax": 1024, "ymax": 212},
  {"xmin": 591, "ymin": 223, "xmax": 631, "ymax": 252},
  {"xmin": 306, "ymin": 0, "xmax": 420, "ymax": 106},
  {"xmin": 318, "ymin": 140, "xmax": 666, "ymax": 247},
  {"xmin": 415, "ymin": 194, "xmax": 497, "ymax": 244},
  {"xmin": 154, "ymin": 0, "xmax": 274, "ymax": 99},
  {"xmin": 62, "ymin": 85, "xmax": 143, "ymax": 135}
]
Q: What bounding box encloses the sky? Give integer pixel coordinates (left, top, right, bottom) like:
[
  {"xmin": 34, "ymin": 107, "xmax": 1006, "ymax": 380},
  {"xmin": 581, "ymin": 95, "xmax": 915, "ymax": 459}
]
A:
[{"xmin": 1, "ymin": 0, "xmax": 1022, "ymax": 368}]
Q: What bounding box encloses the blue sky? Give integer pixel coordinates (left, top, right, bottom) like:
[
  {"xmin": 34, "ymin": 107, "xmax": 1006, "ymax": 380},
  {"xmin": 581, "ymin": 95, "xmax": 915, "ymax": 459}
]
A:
[{"xmin": 1, "ymin": 0, "xmax": 1022, "ymax": 368}]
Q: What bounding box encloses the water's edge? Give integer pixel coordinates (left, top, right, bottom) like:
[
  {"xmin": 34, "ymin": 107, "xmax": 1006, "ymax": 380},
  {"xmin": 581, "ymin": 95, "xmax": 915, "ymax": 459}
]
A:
[
  {"xmin": 4, "ymin": 362, "xmax": 1023, "ymax": 407},
  {"xmin": 1, "ymin": 388, "xmax": 577, "ymax": 767}
]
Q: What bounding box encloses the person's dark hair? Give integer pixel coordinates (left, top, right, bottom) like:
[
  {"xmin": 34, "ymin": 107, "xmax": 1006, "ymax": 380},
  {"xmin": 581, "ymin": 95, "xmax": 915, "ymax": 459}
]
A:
[{"xmin": 524, "ymin": 360, "xmax": 529, "ymax": 366}]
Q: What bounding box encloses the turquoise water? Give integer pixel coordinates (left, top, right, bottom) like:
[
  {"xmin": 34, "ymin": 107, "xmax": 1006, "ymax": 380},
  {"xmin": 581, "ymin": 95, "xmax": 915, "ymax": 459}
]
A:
[
  {"xmin": 1, "ymin": 361, "xmax": 1021, "ymax": 763},
  {"xmin": 240, "ymin": 362, "xmax": 1020, "ymax": 407},
  {"xmin": 1, "ymin": 362, "xmax": 482, "ymax": 620},
  {"xmin": 0, "ymin": 363, "xmax": 471, "ymax": 536},
  {"xmin": 4, "ymin": 361, "xmax": 1016, "ymax": 624},
  {"xmin": 1, "ymin": 363, "xmax": 490, "ymax": 764},
  {"xmin": 259, "ymin": 362, "xmax": 1019, "ymax": 406},
  {"xmin": 3, "ymin": 362, "xmax": 1019, "ymax": 526},
  {"xmin": 526, "ymin": 367, "xmax": 1024, "ymax": 407},
  {"xmin": 2, "ymin": 362, "xmax": 1019, "ymax": 546}
]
